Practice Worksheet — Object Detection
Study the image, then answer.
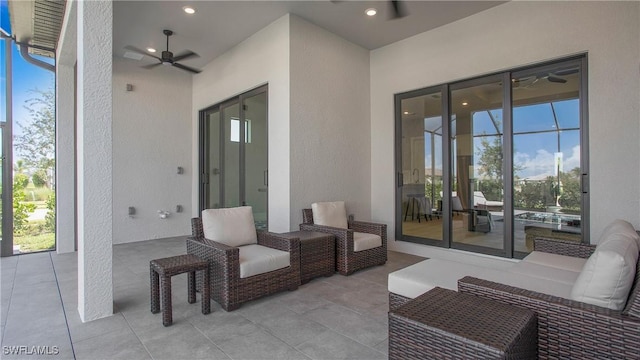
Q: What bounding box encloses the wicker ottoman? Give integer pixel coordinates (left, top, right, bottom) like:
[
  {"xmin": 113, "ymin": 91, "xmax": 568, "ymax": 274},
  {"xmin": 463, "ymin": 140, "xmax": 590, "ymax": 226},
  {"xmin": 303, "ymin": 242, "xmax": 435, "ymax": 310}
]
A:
[
  {"xmin": 389, "ymin": 287, "xmax": 537, "ymax": 359},
  {"xmin": 150, "ymin": 254, "xmax": 211, "ymax": 326},
  {"xmin": 281, "ymin": 231, "xmax": 335, "ymax": 284}
]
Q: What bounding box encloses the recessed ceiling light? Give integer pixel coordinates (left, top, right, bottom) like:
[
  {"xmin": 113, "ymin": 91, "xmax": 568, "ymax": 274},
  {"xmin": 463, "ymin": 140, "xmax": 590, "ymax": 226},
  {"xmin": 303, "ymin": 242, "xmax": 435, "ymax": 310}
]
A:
[
  {"xmin": 147, "ymin": 48, "xmax": 156, "ymax": 53},
  {"xmin": 365, "ymin": 8, "xmax": 377, "ymax": 16},
  {"xmin": 183, "ymin": 6, "xmax": 196, "ymax": 14},
  {"xmin": 462, "ymin": 102, "xmax": 469, "ymax": 106}
]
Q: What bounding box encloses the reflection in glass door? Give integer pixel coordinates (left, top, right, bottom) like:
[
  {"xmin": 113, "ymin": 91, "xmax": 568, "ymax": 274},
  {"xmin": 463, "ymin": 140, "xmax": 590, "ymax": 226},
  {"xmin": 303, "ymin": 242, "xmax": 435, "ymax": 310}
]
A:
[
  {"xmin": 200, "ymin": 85, "xmax": 268, "ymax": 229},
  {"xmin": 397, "ymin": 89, "xmax": 444, "ymax": 243},
  {"xmin": 512, "ymin": 62, "xmax": 583, "ymax": 254},
  {"xmin": 450, "ymin": 76, "xmax": 505, "ymax": 254}
]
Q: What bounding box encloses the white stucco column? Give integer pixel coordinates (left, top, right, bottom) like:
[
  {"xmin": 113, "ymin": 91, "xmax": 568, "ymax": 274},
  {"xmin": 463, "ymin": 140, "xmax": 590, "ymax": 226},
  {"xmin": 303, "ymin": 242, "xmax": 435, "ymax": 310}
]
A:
[
  {"xmin": 76, "ymin": 0, "xmax": 113, "ymax": 322},
  {"xmin": 55, "ymin": 63, "xmax": 75, "ymax": 254},
  {"xmin": 56, "ymin": 0, "xmax": 76, "ymax": 255}
]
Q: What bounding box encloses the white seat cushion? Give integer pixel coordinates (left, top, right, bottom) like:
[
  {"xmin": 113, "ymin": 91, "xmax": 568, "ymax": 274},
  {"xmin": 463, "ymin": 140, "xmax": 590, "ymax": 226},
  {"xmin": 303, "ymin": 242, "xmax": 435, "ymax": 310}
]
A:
[
  {"xmin": 353, "ymin": 232, "xmax": 382, "ymax": 252},
  {"xmin": 509, "ymin": 261, "xmax": 581, "ymax": 286},
  {"xmin": 570, "ymin": 232, "xmax": 639, "ymax": 310},
  {"xmin": 388, "ymin": 258, "xmax": 573, "ymax": 300},
  {"xmin": 523, "ymin": 251, "xmax": 587, "ymax": 273},
  {"xmin": 388, "ymin": 259, "xmax": 505, "ymax": 298},
  {"xmin": 238, "ymin": 244, "xmax": 290, "ymax": 279},
  {"xmin": 202, "ymin": 206, "xmax": 257, "ymax": 247},
  {"xmin": 311, "ymin": 201, "xmax": 348, "ymax": 229}
]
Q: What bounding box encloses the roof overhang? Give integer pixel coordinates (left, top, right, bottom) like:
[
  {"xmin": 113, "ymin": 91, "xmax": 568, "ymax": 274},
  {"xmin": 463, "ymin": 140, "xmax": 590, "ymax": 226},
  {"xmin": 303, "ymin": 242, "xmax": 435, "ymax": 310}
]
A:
[{"xmin": 8, "ymin": 0, "xmax": 66, "ymax": 58}]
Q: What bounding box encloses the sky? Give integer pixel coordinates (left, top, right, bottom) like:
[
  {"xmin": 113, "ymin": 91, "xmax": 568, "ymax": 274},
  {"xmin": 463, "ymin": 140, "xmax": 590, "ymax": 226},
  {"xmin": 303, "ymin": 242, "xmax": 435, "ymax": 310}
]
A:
[
  {"xmin": 1, "ymin": 0, "xmax": 56, "ymax": 146},
  {"xmin": 424, "ymin": 99, "xmax": 581, "ymax": 180}
]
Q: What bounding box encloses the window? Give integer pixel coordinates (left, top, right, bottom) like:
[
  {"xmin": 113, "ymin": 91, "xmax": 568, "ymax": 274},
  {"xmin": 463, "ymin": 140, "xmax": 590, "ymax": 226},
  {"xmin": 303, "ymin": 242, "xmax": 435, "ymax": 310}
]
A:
[
  {"xmin": 230, "ymin": 118, "xmax": 251, "ymax": 143},
  {"xmin": 395, "ymin": 55, "xmax": 588, "ymax": 258}
]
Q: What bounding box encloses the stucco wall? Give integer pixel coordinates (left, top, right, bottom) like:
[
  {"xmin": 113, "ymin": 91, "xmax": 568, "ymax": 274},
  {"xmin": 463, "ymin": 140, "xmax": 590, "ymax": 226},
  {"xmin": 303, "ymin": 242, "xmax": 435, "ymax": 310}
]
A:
[
  {"xmin": 191, "ymin": 15, "xmax": 290, "ymax": 232},
  {"xmin": 112, "ymin": 58, "xmax": 193, "ymax": 244},
  {"xmin": 371, "ymin": 1, "xmax": 640, "ymax": 259},
  {"xmin": 289, "ymin": 15, "xmax": 372, "ymax": 227}
]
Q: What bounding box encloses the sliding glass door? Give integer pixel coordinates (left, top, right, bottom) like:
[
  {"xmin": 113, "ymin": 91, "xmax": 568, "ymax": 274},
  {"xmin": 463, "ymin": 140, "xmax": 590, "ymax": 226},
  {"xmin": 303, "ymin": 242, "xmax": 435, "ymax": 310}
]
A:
[
  {"xmin": 199, "ymin": 85, "xmax": 268, "ymax": 229},
  {"xmin": 395, "ymin": 56, "xmax": 588, "ymax": 258}
]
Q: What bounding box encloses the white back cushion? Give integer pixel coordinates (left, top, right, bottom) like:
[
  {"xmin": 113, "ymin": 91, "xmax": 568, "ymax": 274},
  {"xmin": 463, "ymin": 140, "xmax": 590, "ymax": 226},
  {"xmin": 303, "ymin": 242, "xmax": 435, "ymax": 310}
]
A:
[
  {"xmin": 570, "ymin": 233, "xmax": 639, "ymax": 310},
  {"xmin": 201, "ymin": 206, "xmax": 257, "ymax": 247},
  {"xmin": 597, "ymin": 219, "xmax": 640, "ymax": 247},
  {"xmin": 311, "ymin": 201, "xmax": 348, "ymax": 229}
]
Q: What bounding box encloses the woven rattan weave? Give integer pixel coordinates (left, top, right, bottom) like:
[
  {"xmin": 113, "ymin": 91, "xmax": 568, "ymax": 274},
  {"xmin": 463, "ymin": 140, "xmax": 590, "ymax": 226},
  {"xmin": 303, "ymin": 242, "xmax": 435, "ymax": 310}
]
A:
[
  {"xmin": 389, "ymin": 287, "xmax": 537, "ymax": 360},
  {"xmin": 281, "ymin": 231, "xmax": 335, "ymax": 284},
  {"xmin": 458, "ymin": 236, "xmax": 640, "ymax": 359},
  {"xmin": 300, "ymin": 209, "xmax": 387, "ymax": 275},
  {"xmin": 187, "ymin": 217, "xmax": 300, "ymax": 311},
  {"xmin": 150, "ymin": 254, "xmax": 210, "ymax": 326}
]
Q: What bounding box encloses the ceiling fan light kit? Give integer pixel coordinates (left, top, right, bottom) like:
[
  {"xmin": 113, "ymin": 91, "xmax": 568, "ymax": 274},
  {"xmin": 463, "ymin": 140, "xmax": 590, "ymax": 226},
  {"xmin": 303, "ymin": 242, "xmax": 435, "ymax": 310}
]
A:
[{"xmin": 124, "ymin": 29, "xmax": 202, "ymax": 74}]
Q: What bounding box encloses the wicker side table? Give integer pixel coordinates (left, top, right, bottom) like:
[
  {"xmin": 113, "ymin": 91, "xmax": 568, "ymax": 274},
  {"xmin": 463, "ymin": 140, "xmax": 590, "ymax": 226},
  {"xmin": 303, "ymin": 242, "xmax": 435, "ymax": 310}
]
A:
[
  {"xmin": 150, "ymin": 254, "xmax": 211, "ymax": 326},
  {"xmin": 281, "ymin": 231, "xmax": 335, "ymax": 284},
  {"xmin": 389, "ymin": 287, "xmax": 537, "ymax": 359}
]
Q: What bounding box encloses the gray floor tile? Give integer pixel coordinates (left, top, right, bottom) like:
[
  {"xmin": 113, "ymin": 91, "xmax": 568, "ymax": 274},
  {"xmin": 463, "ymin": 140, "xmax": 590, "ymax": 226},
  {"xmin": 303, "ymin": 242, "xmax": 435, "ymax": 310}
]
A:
[
  {"xmin": 296, "ymin": 331, "xmax": 386, "ymax": 360},
  {"xmin": 374, "ymin": 338, "xmax": 389, "ymax": 355},
  {"xmin": 304, "ymin": 303, "xmax": 388, "ymax": 347},
  {"xmin": 189, "ymin": 310, "xmax": 262, "ymax": 344},
  {"xmin": 73, "ymin": 325, "xmax": 151, "ymax": 360},
  {"xmin": 136, "ymin": 323, "xmax": 229, "ymax": 360},
  {"xmin": 4, "ymin": 239, "xmax": 427, "ymax": 360},
  {"xmin": 215, "ymin": 329, "xmax": 309, "ymax": 360},
  {"xmin": 67, "ymin": 312, "xmax": 130, "ymax": 343},
  {"xmin": 258, "ymin": 309, "xmax": 330, "ymax": 347}
]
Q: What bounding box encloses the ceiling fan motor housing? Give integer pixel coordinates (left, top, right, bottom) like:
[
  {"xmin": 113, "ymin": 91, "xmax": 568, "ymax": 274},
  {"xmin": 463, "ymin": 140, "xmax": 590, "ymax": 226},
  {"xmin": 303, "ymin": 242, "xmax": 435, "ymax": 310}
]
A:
[{"xmin": 161, "ymin": 51, "xmax": 174, "ymax": 63}]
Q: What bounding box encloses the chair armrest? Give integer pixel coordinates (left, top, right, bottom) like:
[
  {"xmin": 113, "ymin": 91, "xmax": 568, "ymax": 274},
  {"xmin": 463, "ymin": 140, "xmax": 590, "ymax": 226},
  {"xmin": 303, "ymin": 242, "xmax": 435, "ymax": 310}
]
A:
[
  {"xmin": 186, "ymin": 237, "xmax": 239, "ymax": 261},
  {"xmin": 349, "ymin": 220, "xmax": 386, "ymax": 236},
  {"xmin": 533, "ymin": 237, "xmax": 596, "ymax": 258},
  {"xmin": 458, "ymin": 276, "xmax": 640, "ymax": 359},
  {"xmin": 300, "ymin": 223, "xmax": 354, "ymax": 252}
]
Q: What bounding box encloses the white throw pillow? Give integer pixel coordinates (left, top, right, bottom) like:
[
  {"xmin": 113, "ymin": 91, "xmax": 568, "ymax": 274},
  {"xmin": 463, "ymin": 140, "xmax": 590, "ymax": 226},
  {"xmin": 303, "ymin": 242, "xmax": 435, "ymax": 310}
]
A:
[
  {"xmin": 201, "ymin": 206, "xmax": 257, "ymax": 247},
  {"xmin": 570, "ymin": 232, "xmax": 639, "ymax": 310},
  {"xmin": 311, "ymin": 201, "xmax": 348, "ymax": 229},
  {"xmin": 597, "ymin": 219, "xmax": 640, "ymax": 247}
]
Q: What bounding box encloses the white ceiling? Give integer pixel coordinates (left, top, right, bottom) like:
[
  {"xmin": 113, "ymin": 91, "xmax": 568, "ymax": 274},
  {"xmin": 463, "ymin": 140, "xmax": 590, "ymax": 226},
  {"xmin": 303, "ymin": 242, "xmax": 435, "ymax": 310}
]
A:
[{"xmin": 113, "ymin": 0, "xmax": 504, "ymax": 70}]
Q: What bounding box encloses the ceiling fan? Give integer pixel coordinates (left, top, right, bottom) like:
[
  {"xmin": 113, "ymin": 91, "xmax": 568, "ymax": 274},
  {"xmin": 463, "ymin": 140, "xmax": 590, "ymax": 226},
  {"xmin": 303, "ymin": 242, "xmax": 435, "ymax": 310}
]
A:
[
  {"xmin": 512, "ymin": 68, "xmax": 579, "ymax": 89},
  {"xmin": 125, "ymin": 29, "xmax": 201, "ymax": 74}
]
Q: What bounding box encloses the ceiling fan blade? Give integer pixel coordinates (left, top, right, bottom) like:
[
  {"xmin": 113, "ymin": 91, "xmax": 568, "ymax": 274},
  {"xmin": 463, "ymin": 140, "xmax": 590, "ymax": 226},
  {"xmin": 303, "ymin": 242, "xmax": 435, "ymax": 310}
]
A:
[
  {"xmin": 547, "ymin": 75, "xmax": 567, "ymax": 83},
  {"xmin": 554, "ymin": 68, "xmax": 579, "ymax": 76},
  {"xmin": 172, "ymin": 62, "xmax": 201, "ymax": 74},
  {"xmin": 142, "ymin": 62, "xmax": 163, "ymax": 70},
  {"xmin": 172, "ymin": 50, "xmax": 199, "ymax": 62},
  {"xmin": 389, "ymin": 0, "xmax": 407, "ymax": 19},
  {"xmin": 124, "ymin": 45, "xmax": 162, "ymax": 61}
]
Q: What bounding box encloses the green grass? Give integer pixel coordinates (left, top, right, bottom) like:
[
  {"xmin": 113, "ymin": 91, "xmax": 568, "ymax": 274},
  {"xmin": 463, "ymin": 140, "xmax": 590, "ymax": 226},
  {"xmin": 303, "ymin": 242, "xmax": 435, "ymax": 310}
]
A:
[
  {"xmin": 14, "ymin": 232, "xmax": 55, "ymax": 252},
  {"xmin": 23, "ymin": 187, "xmax": 53, "ymax": 202}
]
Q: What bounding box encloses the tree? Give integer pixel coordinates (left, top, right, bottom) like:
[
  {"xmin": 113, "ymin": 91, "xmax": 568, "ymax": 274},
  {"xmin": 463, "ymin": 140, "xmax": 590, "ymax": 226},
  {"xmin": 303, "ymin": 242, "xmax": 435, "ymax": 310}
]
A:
[
  {"xmin": 14, "ymin": 88, "xmax": 55, "ymax": 187},
  {"xmin": 32, "ymin": 169, "xmax": 48, "ymax": 188},
  {"xmin": 13, "ymin": 174, "xmax": 36, "ymax": 235}
]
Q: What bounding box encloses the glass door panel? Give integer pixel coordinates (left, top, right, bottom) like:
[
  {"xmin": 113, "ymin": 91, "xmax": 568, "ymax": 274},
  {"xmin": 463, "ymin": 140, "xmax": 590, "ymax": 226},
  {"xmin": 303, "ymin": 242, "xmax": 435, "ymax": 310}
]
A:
[
  {"xmin": 222, "ymin": 102, "xmax": 240, "ymax": 207},
  {"xmin": 450, "ymin": 78, "xmax": 504, "ymax": 253},
  {"xmin": 242, "ymin": 91, "xmax": 268, "ymax": 230},
  {"xmin": 204, "ymin": 109, "xmax": 221, "ymax": 209},
  {"xmin": 400, "ymin": 90, "xmax": 443, "ymax": 242},
  {"xmin": 512, "ymin": 63, "xmax": 582, "ymax": 253}
]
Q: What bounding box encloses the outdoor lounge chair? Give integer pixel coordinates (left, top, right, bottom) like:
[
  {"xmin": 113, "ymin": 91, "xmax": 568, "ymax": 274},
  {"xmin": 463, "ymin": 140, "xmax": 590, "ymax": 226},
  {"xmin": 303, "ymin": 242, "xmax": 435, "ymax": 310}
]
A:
[
  {"xmin": 300, "ymin": 201, "xmax": 387, "ymax": 275},
  {"xmin": 187, "ymin": 206, "xmax": 300, "ymax": 311}
]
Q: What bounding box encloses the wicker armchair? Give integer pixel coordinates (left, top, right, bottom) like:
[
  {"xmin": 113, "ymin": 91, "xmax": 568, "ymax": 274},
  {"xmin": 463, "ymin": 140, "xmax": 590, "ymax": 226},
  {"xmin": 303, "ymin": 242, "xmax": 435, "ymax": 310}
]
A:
[
  {"xmin": 187, "ymin": 217, "xmax": 300, "ymax": 311},
  {"xmin": 300, "ymin": 208, "xmax": 387, "ymax": 275},
  {"xmin": 458, "ymin": 237, "xmax": 640, "ymax": 359}
]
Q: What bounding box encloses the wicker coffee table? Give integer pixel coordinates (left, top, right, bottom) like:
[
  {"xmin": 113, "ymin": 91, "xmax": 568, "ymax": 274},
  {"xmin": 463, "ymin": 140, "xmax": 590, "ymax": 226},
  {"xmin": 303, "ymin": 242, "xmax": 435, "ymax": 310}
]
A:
[
  {"xmin": 150, "ymin": 254, "xmax": 210, "ymax": 326},
  {"xmin": 281, "ymin": 231, "xmax": 335, "ymax": 284},
  {"xmin": 389, "ymin": 287, "xmax": 537, "ymax": 359}
]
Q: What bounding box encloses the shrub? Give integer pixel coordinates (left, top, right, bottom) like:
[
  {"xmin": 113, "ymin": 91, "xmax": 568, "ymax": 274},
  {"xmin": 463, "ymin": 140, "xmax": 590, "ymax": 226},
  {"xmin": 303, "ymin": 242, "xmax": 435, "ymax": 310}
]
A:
[{"xmin": 45, "ymin": 193, "xmax": 55, "ymax": 233}]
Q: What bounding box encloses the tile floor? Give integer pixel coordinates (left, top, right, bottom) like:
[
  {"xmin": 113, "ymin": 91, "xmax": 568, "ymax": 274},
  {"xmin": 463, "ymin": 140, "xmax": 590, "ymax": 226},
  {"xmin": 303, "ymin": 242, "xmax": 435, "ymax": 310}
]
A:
[{"xmin": 1, "ymin": 237, "xmax": 425, "ymax": 359}]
